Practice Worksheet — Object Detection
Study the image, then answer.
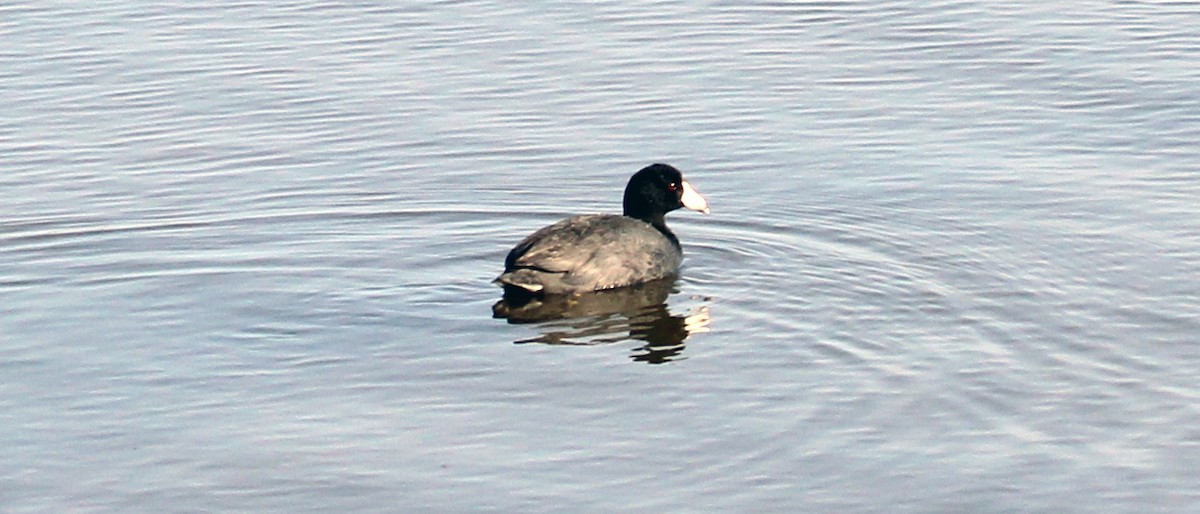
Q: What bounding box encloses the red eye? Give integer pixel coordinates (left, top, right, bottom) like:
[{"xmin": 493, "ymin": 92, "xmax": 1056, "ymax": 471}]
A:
[{"xmin": 667, "ymin": 182, "xmax": 679, "ymax": 192}]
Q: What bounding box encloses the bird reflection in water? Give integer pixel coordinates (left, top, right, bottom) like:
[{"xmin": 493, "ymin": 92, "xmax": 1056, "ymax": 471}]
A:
[{"xmin": 492, "ymin": 278, "xmax": 711, "ymax": 364}]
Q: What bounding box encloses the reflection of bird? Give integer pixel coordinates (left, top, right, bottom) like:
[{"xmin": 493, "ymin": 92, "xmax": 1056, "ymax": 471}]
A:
[
  {"xmin": 494, "ymin": 164, "xmax": 709, "ymax": 298},
  {"xmin": 493, "ymin": 277, "xmax": 713, "ymax": 364},
  {"xmin": 493, "ymin": 277, "xmax": 676, "ymax": 323}
]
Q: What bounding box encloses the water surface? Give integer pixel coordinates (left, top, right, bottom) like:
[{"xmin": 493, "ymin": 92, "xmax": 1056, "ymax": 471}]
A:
[{"xmin": 3, "ymin": 1, "xmax": 1199, "ymax": 512}]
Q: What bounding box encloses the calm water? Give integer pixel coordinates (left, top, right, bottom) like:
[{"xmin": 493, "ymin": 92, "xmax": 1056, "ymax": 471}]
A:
[{"xmin": 3, "ymin": 1, "xmax": 1199, "ymax": 512}]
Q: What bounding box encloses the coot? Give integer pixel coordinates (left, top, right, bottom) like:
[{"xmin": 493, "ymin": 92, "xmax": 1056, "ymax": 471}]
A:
[{"xmin": 494, "ymin": 163, "xmax": 709, "ymax": 296}]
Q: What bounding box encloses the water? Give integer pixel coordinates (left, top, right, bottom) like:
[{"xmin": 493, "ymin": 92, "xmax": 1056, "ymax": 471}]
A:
[{"xmin": 3, "ymin": 1, "xmax": 1199, "ymax": 512}]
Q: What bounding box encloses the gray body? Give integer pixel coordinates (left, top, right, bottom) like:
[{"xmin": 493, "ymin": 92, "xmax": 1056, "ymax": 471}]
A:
[{"xmin": 495, "ymin": 214, "xmax": 683, "ymax": 295}]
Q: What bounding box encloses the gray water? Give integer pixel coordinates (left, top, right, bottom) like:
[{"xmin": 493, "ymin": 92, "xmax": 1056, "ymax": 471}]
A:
[{"xmin": 3, "ymin": 1, "xmax": 1199, "ymax": 512}]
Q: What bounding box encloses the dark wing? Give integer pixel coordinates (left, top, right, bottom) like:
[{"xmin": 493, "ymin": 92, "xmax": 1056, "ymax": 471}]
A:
[
  {"xmin": 501, "ymin": 215, "xmax": 681, "ymax": 293},
  {"xmin": 504, "ymin": 215, "xmax": 605, "ymax": 274}
]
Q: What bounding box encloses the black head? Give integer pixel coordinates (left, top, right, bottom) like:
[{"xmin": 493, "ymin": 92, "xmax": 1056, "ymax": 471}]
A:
[{"xmin": 622, "ymin": 163, "xmax": 709, "ymax": 222}]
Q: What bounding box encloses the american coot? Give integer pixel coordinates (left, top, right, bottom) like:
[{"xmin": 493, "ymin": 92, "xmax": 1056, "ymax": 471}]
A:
[{"xmin": 494, "ymin": 163, "xmax": 709, "ymax": 297}]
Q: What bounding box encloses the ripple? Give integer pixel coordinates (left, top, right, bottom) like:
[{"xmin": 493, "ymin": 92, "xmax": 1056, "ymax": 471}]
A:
[{"xmin": 679, "ymin": 191, "xmax": 1200, "ymax": 447}]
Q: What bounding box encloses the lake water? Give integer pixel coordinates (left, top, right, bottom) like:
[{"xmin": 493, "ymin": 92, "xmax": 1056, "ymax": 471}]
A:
[{"xmin": 3, "ymin": 1, "xmax": 1199, "ymax": 512}]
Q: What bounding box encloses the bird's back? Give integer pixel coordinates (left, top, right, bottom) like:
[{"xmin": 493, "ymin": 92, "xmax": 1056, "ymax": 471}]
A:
[{"xmin": 496, "ymin": 214, "xmax": 682, "ymax": 295}]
